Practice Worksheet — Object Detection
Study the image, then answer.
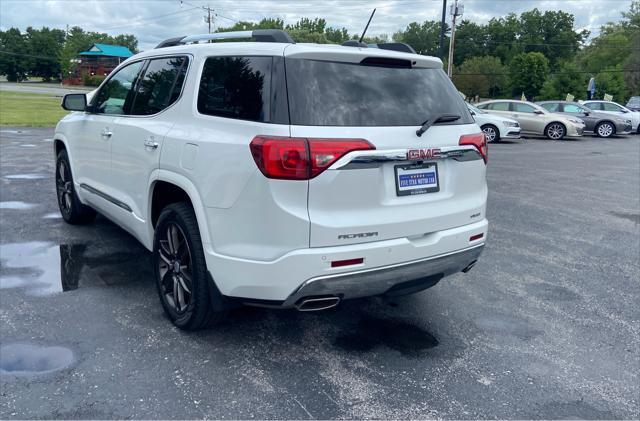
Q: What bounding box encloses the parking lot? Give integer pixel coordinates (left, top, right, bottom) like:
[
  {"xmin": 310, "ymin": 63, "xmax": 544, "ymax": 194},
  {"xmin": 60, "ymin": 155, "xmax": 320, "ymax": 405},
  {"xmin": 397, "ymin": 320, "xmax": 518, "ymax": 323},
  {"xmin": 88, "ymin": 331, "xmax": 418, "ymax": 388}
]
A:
[{"xmin": 1, "ymin": 128, "xmax": 639, "ymax": 419}]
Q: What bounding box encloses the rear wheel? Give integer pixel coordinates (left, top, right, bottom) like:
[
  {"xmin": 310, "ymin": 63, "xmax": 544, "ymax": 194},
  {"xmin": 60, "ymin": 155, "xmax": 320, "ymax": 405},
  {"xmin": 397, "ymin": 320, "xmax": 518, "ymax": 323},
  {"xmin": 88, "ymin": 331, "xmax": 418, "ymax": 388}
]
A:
[
  {"xmin": 153, "ymin": 202, "xmax": 225, "ymax": 330},
  {"xmin": 55, "ymin": 149, "xmax": 96, "ymax": 224},
  {"xmin": 595, "ymin": 121, "xmax": 615, "ymax": 138},
  {"xmin": 545, "ymin": 123, "xmax": 566, "ymax": 140},
  {"xmin": 481, "ymin": 124, "xmax": 500, "ymax": 143}
]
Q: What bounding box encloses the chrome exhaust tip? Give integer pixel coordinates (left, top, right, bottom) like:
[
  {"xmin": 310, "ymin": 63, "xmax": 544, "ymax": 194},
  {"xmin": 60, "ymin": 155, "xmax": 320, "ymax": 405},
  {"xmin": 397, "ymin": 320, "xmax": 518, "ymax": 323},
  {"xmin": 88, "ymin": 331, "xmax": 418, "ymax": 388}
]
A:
[
  {"xmin": 461, "ymin": 260, "xmax": 478, "ymax": 273},
  {"xmin": 295, "ymin": 296, "xmax": 341, "ymax": 312}
]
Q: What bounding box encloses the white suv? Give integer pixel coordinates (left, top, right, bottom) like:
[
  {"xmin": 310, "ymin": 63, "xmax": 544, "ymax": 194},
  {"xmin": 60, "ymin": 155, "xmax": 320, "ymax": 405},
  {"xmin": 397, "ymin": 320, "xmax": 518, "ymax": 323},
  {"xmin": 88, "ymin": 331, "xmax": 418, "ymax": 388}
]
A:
[{"xmin": 55, "ymin": 30, "xmax": 488, "ymax": 330}]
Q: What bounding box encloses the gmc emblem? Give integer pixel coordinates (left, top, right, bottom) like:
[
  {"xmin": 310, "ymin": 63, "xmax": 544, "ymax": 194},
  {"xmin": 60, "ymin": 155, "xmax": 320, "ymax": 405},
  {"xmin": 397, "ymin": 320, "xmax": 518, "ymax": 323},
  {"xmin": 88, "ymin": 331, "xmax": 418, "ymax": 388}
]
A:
[{"xmin": 407, "ymin": 148, "xmax": 441, "ymax": 160}]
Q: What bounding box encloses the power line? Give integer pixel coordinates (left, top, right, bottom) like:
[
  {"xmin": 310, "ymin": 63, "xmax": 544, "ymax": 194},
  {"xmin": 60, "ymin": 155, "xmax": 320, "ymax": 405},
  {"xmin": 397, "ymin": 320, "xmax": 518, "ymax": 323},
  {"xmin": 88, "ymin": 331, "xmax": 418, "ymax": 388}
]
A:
[{"xmin": 99, "ymin": 6, "xmax": 200, "ymax": 31}]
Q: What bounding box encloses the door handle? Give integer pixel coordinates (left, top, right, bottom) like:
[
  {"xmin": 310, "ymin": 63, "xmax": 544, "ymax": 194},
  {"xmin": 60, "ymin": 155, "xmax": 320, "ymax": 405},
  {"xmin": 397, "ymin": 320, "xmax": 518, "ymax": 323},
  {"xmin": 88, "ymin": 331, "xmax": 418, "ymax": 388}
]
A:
[
  {"xmin": 101, "ymin": 128, "xmax": 113, "ymax": 138},
  {"xmin": 144, "ymin": 139, "xmax": 159, "ymax": 150}
]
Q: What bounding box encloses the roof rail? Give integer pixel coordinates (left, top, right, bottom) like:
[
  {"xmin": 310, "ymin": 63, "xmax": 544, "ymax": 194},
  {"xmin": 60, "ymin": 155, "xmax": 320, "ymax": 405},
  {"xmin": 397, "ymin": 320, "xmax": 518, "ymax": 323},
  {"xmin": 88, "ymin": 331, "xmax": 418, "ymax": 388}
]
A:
[{"xmin": 155, "ymin": 29, "xmax": 295, "ymax": 49}]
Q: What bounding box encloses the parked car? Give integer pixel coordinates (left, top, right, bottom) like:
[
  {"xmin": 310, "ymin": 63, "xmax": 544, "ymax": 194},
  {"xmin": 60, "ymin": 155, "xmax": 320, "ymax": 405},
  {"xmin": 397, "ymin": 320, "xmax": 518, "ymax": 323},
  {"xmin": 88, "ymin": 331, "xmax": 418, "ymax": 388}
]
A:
[
  {"xmin": 467, "ymin": 102, "xmax": 520, "ymax": 142},
  {"xmin": 55, "ymin": 30, "xmax": 488, "ymax": 330},
  {"xmin": 625, "ymin": 96, "xmax": 640, "ymax": 112},
  {"xmin": 536, "ymin": 101, "xmax": 632, "ymax": 138},
  {"xmin": 476, "ymin": 100, "xmax": 585, "ymax": 140},
  {"xmin": 580, "ymin": 100, "xmax": 640, "ymax": 133}
]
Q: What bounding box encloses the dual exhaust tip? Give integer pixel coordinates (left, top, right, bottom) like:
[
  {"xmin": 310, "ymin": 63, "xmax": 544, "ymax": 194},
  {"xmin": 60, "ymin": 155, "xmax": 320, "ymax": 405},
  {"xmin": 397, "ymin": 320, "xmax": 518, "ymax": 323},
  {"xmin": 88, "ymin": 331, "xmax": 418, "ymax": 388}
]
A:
[{"xmin": 295, "ymin": 296, "xmax": 341, "ymax": 312}]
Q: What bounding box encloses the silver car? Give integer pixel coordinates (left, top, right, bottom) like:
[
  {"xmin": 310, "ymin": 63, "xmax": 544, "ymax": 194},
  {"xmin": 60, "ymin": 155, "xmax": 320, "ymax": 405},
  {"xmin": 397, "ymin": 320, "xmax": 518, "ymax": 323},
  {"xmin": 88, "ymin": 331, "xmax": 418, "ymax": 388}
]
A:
[{"xmin": 537, "ymin": 101, "xmax": 632, "ymax": 138}]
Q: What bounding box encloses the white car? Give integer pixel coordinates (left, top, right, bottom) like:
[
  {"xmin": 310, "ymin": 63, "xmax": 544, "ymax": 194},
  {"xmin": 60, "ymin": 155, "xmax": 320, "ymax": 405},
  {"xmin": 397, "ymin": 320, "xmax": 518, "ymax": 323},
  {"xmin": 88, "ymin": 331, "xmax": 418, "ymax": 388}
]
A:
[
  {"xmin": 580, "ymin": 100, "xmax": 640, "ymax": 133},
  {"xmin": 467, "ymin": 102, "xmax": 521, "ymax": 142},
  {"xmin": 55, "ymin": 30, "xmax": 488, "ymax": 330}
]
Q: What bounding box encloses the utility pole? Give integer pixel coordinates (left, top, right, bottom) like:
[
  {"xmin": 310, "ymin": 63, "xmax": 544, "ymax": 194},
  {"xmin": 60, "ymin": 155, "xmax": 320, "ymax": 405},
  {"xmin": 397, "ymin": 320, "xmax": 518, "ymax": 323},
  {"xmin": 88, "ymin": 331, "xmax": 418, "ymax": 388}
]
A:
[
  {"xmin": 203, "ymin": 5, "xmax": 214, "ymax": 34},
  {"xmin": 447, "ymin": 0, "xmax": 463, "ymax": 77},
  {"xmin": 438, "ymin": 0, "xmax": 447, "ymax": 59}
]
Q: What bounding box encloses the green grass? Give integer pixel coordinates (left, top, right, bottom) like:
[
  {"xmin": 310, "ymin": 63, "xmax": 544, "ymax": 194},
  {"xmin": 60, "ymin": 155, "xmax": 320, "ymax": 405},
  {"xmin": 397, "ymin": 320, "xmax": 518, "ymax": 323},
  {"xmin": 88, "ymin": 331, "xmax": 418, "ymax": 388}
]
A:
[{"xmin": 0, "ymin": 90, "xmax": 69, "ymax": 127}]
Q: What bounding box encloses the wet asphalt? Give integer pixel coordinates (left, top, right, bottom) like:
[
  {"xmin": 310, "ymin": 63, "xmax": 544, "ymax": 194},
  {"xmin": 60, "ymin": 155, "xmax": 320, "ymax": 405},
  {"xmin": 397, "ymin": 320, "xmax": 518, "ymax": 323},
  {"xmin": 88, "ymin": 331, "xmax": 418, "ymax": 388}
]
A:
[{"xmin": 0, "ymin": 128, "xmax": 639, "ymax": 419}]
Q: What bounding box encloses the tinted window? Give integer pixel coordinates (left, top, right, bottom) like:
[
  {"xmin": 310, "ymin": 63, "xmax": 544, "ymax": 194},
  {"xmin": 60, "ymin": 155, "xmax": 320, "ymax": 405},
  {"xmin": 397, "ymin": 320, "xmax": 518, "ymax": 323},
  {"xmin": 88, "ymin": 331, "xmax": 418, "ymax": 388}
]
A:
[
  {"xmin": 585, "ymin": 102, "xmax": 602, "ymax": 110},
  {"xmin": 93, "ymin": 61, "xmax": 144, "ymax": 115},
  {"xmin": 131, "ymin": 56, "xmax": 188, "ymax": 115},
  {"xmin": 489, "ymin": 102, "xmax": 510, "ymax": 111},
  {"xmin": 563, "ymin": 104, "xmax": 584, "ymax": 113},
  {"xmin": 198, "ymin": 56, "xmax": 272, "ymax": 122},
  {"xmin": 285, "ymin": 58, "xmax": 472, "ymax": 126},
  {"xmin": 541, "ymin": 103, "xmax": 559, "ymax": 112},
  {"xmin": 514, "ymin": 103, "xmax": 536, "ymax": 113},
  {"xmin": 603, "ymin": 102, "xmax": 623, "ymax": 112}
]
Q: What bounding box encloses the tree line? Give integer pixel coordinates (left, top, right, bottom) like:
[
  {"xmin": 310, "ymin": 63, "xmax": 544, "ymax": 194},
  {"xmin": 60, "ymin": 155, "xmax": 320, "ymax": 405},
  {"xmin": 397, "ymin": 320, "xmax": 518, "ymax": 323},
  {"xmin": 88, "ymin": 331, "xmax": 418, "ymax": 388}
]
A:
[{"xmin": 0, "ymin": 2, "xmax": 637, "ymax": 102}]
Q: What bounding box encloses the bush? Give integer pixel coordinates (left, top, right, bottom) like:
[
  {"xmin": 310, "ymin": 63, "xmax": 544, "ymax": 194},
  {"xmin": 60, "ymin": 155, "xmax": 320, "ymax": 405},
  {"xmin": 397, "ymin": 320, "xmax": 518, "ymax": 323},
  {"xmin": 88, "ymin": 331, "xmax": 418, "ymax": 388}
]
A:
[{"xmin": 82, "ymin": 74, "xmax": 105, "ymax": 87}]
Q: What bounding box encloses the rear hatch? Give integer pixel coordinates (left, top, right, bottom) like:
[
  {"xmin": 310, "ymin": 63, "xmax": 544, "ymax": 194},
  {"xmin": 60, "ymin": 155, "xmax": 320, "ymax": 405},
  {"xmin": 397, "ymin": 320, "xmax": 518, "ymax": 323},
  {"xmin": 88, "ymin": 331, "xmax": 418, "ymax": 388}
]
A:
[{"xmin": 283, "ymin": 46, "xmax": 487, "ymax": 247}]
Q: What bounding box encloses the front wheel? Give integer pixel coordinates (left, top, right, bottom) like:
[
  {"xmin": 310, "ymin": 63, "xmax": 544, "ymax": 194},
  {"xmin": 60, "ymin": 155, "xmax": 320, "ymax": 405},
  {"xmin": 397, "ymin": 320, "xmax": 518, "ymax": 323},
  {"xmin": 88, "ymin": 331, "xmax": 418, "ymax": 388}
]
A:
[
  {"xmin": 153, "ymin": 202, "xmax": 226, "ymax": 330},
  {"xmin": 55, "ymin": 149, "xmax": 96, "ymax": 224},
  {"xmin": 596, "ymin": 122, "xmax": 615, "ymax": 138},
  {"xmin": 546, "ymin": 123, "xmax": 566, "ymax": 140},
  {"xmin": 481, "ymin": 124, "xmax": 500, "ymax": 143}
]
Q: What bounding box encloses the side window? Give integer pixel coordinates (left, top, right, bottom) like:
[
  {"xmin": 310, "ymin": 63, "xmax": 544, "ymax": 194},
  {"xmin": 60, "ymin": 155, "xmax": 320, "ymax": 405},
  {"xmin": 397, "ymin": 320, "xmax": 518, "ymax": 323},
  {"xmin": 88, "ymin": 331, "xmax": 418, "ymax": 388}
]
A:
[
  {"xmin": 585, "ymin": 102, "xmax": 602, "ymax": 111},
  {"xmin": 93, "ymin": 61, "xmax": 144, "ymax": 115},
  {"xmin": 197, "ymin": 56, "xmax": 272, "ymax": 122},
  {"xmin": 513, "ymin": 103, "xmax": 536, "ymax": 113},
  {"xmin": 131, "ymin": 56, "xmax": 189, "ymax": 116},
  {"xmin": 490, "ymin": 102, "xmax": 510, "ymax": 111},
  {"xmin": 603, "ymin": 102, "xmax": 622, "ymax": 112},
  {"xmin": 563, "ymin": 104, "xmax": 584, "ymax": 113},
  {"xmin": 541, "ymin": 103, "xmax": 559, "ymax": 112}
]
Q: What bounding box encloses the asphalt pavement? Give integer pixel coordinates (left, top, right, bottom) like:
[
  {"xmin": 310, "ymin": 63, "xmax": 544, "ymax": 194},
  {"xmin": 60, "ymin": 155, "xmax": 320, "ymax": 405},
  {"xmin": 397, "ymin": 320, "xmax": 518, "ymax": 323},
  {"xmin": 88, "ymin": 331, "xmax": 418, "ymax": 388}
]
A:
[{"xmin": 1, "ymin": 129, "xmax": 639, "ymax": 419}]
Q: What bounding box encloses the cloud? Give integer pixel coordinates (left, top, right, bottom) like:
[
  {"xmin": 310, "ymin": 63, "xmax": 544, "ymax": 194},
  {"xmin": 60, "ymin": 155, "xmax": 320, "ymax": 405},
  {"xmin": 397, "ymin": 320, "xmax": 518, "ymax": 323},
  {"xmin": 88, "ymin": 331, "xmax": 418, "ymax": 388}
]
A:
[{"xmin": 0, "ymin": 0, "xmax": 631, "ymax": 50}]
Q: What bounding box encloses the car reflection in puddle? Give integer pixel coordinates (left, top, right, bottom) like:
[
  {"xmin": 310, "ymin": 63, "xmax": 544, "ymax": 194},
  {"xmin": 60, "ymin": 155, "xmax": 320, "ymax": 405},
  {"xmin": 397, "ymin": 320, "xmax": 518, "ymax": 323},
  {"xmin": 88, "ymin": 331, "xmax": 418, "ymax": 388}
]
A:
[{"xmin": 0, "ymin": 241, "xmax": 151, "ymax": 295}]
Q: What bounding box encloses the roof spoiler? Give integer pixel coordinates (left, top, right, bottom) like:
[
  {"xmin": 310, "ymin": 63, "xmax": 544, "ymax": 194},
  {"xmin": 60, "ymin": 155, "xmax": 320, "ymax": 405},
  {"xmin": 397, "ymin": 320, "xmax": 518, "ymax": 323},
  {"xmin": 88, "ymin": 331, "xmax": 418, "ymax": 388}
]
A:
[
  {"xmin": 341, "ymin": 41, "xmax": 416, "ymax": 54},
  {"xmin": 156, "ymin": 29, "xmax": 295, "ymax": 48}
]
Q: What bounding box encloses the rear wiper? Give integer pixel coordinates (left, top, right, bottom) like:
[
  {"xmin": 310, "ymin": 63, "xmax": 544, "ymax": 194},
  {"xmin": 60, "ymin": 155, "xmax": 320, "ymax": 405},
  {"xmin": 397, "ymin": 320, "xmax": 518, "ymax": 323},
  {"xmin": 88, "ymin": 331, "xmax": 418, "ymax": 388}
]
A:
[{"xmin": 416, "ymin": 114, "xmax": 461, "ymax": 137}]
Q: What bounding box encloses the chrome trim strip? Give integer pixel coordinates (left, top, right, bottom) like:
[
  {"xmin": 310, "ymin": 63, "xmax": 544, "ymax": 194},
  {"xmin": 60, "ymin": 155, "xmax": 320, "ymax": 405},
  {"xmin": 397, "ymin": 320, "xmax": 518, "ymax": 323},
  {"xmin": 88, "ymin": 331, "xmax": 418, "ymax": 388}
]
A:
[
  {"xmin": 282, "ymin": 243, "xmax": 485, "ymax": 307},
  {"xmin": 181, "ymin": 31, "xmax": 253, "ymax": 43},
  {"xmin": 330, "ymin": 145, "xmax": 481, "ymax": 170},
  {"xmin": 80, "ymin": 183, "xmax": 132, "ymax": 212}
]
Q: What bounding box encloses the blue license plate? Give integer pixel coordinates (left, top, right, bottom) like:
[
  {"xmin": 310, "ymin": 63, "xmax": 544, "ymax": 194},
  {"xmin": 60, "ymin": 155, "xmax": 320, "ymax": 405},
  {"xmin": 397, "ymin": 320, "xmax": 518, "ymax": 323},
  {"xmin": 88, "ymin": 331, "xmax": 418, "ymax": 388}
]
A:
[{"xmin": 395, "ymin": 163, "xmax": 439, "ymax": 196}]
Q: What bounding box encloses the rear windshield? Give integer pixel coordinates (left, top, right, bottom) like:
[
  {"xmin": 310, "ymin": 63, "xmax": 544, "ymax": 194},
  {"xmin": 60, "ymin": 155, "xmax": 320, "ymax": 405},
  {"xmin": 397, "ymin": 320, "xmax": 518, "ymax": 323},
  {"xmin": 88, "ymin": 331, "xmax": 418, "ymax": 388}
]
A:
[{"xmin": 285, "ymin": 58, "xmax": 472, "ymax": 127}]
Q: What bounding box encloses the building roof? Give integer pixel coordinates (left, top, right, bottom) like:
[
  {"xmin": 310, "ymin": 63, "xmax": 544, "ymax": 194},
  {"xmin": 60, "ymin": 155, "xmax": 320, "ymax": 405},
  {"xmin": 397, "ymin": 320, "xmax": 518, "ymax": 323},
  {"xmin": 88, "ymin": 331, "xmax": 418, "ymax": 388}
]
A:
[{"xmin": 78, "ymin": 43, "xmax": 134, "ymax": 58}]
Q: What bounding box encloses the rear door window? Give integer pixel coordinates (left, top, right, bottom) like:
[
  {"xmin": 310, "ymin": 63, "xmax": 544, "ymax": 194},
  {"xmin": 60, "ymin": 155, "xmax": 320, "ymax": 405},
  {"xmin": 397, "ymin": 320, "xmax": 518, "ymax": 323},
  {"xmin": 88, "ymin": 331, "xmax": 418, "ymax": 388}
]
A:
[
  {"xmin": 489, "ymin": 102, "xmax": 510, "ymax": 111},
  {"xmin": 541, "ymin": 103, "xmax": 559, "ymax": 112},
  {"xmin": 602, "ymin": 102, "xmax": 623, "ymax": 112},
  {"xmin": 197, "ymin": 56, "xmax": 272, "ymax": 122},
  {"xmin": 130, "ymin": 56, "xmax": 189, "ymax": 115},
  {"xmin": 284, "ymin": 58, "xmax": 472, "ymax": 126},
  {"xmin": 513, "ymin": 103, "xmax": 536, "ymax": 113}
]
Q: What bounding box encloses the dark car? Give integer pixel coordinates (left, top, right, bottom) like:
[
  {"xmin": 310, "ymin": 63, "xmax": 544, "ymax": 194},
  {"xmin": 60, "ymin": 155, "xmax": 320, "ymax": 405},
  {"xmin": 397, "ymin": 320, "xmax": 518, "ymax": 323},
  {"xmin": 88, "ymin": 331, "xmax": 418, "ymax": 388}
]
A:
[
  {"xmin": 537, "ymin": 101, "xmax": 632, "ymax": 138},
  {"xmin": 626, "ymin": 96, "xmax": 640, "ymax": 112}
]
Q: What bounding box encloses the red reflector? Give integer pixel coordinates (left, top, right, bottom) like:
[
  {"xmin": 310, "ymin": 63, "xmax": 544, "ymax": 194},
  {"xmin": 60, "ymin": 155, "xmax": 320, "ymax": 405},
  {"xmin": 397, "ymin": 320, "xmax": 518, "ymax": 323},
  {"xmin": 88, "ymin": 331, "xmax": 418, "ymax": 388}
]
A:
[
  {"xmin": 470, "ymin": 233, "xmax": 484, "ymax": 241},
  {"xmin": 250, "ymin": 136, "xmax": 375, "ymax": 180},
  {"xmin": 459, "ymin": 132, "xmax": 488, "ymax": 164},
  {"xmin": 331, "ymin": 258, "xmax": 364, "ymax": 268}
]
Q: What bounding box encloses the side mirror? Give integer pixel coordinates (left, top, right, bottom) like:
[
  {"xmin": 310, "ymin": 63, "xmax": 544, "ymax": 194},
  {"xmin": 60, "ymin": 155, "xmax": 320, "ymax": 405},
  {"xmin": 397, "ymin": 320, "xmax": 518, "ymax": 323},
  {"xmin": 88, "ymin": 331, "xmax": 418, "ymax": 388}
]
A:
[
  {"xmin": 469, "ymin": 110, "xmax": 476, "ymax": 116},
  {"xmin": 583, "ymin": 111, "xmax": 590, "ymax": 116},
  {"xmin": 621, "ymin": 109, "xmax": 629, "ymax": 113},
  {"xmin": 61, "ymin": 94, "xmax": 87, "ymax": 111},
  {"xmin": 533, "ymin": 109, "xmax": 544, "ymax": 115}
]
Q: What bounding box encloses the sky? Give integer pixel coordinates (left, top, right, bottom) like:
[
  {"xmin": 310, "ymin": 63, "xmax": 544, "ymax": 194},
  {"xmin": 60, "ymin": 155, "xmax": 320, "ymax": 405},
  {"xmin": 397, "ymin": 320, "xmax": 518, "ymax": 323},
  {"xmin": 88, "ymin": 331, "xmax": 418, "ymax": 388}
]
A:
[{"xmin": 0, "ymin": 0, "xmax": 633, "ymax": 51}]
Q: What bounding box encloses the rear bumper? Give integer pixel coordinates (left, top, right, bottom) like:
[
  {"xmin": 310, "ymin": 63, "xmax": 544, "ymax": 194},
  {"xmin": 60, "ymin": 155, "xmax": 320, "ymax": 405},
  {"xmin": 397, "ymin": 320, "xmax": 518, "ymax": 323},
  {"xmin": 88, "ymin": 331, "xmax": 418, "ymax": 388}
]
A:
[
  {"xmin": 282, "ymin": 244, "xmax": 484, "ymax": 307},
  {"xmin": 203, "ymin": 219, "xmax": 488, "ymax": 301}
]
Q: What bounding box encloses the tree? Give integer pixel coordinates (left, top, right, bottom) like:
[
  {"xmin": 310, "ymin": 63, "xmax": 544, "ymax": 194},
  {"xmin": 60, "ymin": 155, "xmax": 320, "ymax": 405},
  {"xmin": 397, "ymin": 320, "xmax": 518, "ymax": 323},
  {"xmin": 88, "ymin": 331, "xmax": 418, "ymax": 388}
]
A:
[
  {"xmin": 0, "ymin": 28, "xmax": 29, "ymax": 81},
  {"xmin": 509, "ymin": 52, "xmax": 550, "ymax": 99},
  {"xmin": 595, "ymin": 66, "xmax": 627, "ymax": 102},
  {"xmin": 453, "ymin": 56, "xmax": 507, "ymax": 98},
  {"xmin": 452, "ymin": 21, "xmax": 487, "ymax": 66},
  {"xmin": 286, "ymin": 18, "xmax": 326, "ymax": 34},
  {"xmin": 216, "ymin": 18, "xmax": 284, "ymax": 32},
  {"xmin": 484, "ymin": 14, "xmax": 522, "ymax": 65},
  {"xmin": 393, "ymin": 20, "xmax": 446, "ymax": 56},
  {"xmin": 539, "ymin": 61, "xmax": 589, "ymax": 100},
  {"xmin": 25, "ymin": 27, "xmax": 65, "ymax": 81}
]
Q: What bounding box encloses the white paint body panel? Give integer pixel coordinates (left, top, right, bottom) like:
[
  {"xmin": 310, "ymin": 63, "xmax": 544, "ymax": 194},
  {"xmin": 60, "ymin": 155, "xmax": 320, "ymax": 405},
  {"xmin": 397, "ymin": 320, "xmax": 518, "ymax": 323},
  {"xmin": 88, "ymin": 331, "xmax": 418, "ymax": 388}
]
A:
[{"xmin": 55, "ymin": 40, "xmax": 489, "ymax": 302}]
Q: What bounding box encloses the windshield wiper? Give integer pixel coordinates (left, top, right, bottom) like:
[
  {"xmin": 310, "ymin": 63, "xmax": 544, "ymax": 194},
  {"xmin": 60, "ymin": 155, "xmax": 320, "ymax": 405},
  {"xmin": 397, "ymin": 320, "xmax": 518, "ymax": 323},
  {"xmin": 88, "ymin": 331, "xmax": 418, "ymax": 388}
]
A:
[{"xmin": 416, "ymin": 114, "xmax": 461, "ymax": 137}]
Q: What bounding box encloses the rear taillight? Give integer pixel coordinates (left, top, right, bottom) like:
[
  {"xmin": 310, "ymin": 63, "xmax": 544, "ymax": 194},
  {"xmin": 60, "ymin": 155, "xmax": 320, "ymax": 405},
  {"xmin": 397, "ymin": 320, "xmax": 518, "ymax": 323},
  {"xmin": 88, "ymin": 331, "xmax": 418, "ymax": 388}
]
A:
[
  {"xmin": 459, "ymin": 133, "xmax": 488, "ymax": 164},
  {"xmin": 250, "ymin": 136, "xmax": 375, "ymax": 180}
]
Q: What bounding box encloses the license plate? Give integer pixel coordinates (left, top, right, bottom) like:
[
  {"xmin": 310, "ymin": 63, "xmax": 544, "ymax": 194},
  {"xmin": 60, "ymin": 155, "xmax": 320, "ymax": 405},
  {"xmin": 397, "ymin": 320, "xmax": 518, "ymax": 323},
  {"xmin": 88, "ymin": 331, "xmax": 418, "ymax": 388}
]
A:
[{"xmin": 395, "ymin": 163, "xmax": 439, "ymax": 196}]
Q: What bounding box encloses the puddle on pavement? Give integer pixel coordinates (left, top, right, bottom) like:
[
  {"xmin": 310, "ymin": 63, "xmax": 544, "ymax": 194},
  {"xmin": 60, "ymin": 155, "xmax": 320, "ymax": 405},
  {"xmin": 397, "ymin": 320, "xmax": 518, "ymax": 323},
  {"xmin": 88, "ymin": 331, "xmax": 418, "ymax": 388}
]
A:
[
  {"xmin": 0, "ymin": 129, "xmax": 24, "ymax": 134},
  {"xmin": 19, "ymin": 144, "xmax": 37, "ymax": 148},
  {"xmin": 610, "ymin": 211, "xmax": 640, "ymax": 224},
  {"xmin": 333, "ymin": 317, "xmax": 438, "ymax": 356},
  {"xmin": 0, "ymin": 201, "xmax": 37, "ymax": 210},
  {"xmin": 0, "ymin": 241, "xmax": 151, "ymax": 296},
  {"xmin": 43, "ymin": 138, "xmax": 53, "ymax": 142},
  {"xmin": 42, "ymin": 212, "xmax": 62, "ymax": 219},
  {"xmin": 4, "ymin": 173, "xmax": 50, "ymax": 180},
  {"xmin": 0, "ymin": 343, "xmax": 74, "ymax": 375}
]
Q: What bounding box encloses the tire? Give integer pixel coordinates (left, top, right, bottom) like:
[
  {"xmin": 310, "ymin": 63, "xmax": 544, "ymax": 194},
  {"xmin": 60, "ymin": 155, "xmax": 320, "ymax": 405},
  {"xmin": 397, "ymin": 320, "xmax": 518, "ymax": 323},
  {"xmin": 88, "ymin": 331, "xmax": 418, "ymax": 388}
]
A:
[
  {"xmin": 153, "ymin": 202, "xmax": 226, "ymax": 330},
  {"xmin": 55, "ymin": 149, "xmax": 96, "ymax": 224},
  {"xmin": 481, "ymin": 124, "xmax": 500, "ymax": 143},
  {"xmin": 545, "ymin": 122, "xmax": 566, "ymax": 140},
  {"xmin": 595, "ymin": 121, "xmax": 615, "ymax": 138}
]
